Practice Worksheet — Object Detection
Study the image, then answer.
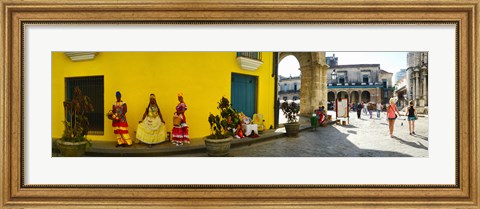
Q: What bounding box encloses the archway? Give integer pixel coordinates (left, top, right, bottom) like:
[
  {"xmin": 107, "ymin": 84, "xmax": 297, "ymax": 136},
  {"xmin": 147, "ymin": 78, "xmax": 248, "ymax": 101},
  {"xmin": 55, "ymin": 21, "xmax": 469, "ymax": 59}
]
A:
[
  {"xmin": 277, "ymin": 55, "xmax": 301, "ymax": 125},
  {"xmin": 327, "ymin": 91, "xmax": 335, "ymax": 110},
  {"xmin": 337, "ymin": 91, "xmax": 348, "ymax": 100},
  {"xmin": 350, "ymin": 91, "xmax": 359, "ymax": 104},
  {"xmin": 361, "ymin": 91, "xmax": 371, "ymax": 102},
  {"xmin": 278, "ymin": 52, "xmax": 328, "ymax": 116}
]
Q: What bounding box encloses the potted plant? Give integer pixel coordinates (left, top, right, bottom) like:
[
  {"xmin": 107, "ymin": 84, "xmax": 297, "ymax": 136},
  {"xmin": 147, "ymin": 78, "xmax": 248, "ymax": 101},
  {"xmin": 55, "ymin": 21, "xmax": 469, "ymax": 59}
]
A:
[
  {"xmin": 281, "ymin": 100, "xmax": 300, "ymax": 137},
  {"xmin": 205, "ymin": 97, "xmax": 240, "ymax": 157},
  {"xmin": 56, "ymin": 87, "xmax": 94, "ymax": 157}
]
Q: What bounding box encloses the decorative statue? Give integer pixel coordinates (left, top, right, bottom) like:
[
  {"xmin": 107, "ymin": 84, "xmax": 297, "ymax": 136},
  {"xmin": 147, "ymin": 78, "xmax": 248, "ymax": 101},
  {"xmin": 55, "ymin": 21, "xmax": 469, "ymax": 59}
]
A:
[
  {"xmin": 111, "ymin": 91, "xmax": 132, "ymax": 147},
  {"xmin": 172, "ymin": 93, "xmax": 190, "ymax": 146},
  {"xmin": 136, "ymin": 94, "xmax": 167, "ymax": 148}
]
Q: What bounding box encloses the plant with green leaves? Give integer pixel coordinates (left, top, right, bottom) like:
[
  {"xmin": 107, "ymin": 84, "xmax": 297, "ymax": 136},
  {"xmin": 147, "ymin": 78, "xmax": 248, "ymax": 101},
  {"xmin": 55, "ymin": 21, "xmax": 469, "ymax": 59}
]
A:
[
  {"xmin": 61, "ymin": 86, "xmax": 94, "ymax": 144},
  {"xmin": 280, "ymin": 101, "xmax": 300, "ymax": 123},
  {"xmin": 207, "ymin": 97, "xmax": 240, "ymax": 139}
]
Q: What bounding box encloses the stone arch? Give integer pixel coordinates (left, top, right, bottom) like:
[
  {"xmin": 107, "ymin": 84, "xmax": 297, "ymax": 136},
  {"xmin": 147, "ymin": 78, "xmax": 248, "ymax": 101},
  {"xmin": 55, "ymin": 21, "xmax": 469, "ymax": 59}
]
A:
[
  {"xmin": 278, "ymin": 52, "xmax": 328, "ymax": 116},
  {"xmin": 337, "ymin": 91, "xmax": 348, "ymax": 100},
  {"xmin": 361, "ymin": 91, "xmax": 371, "ymax": 102},
  {"xmin": 327, "ymin": 91, "xmax": 335, "ymax": 102},
  {"xmin": 350, "ymin": 91, "xmax": 360, "ymax": 104}
]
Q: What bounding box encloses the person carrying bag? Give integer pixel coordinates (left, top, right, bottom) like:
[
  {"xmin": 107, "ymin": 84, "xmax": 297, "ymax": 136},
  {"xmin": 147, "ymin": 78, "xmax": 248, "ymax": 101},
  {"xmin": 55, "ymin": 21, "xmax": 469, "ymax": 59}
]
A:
[{"xmin": 387, "ymin": 98, "xmax": 401, "ymax": 138}]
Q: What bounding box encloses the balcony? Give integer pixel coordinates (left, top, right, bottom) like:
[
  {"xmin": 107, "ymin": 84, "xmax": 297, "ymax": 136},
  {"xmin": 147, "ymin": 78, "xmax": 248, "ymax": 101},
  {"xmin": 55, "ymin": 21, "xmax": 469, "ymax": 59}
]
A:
[
  {"xmin": 64, "ymin": 52, "xmax": 97, "ymax": 61},
  {"xmin": 279, "ymin": 89, "xmax": 301, "ymax": 94},
  {"xmin": 328, "ymin": 82, "xmax": 383, "ymax": 88},
  {"xmin": 236, "ymin": 52, "xmax": 263, "ymax": 71}
]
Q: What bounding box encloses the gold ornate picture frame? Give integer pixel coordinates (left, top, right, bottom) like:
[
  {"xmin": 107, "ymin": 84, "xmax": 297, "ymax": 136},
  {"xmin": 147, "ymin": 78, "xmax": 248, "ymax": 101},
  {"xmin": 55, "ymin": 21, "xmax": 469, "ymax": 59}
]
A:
[{"xmin": 1, "ymin": 0, "xmax": 478, "ymax": 208}]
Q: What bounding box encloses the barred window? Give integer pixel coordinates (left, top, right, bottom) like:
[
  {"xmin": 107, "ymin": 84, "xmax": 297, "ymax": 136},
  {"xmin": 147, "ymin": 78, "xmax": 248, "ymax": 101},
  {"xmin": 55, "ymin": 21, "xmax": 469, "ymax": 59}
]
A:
[
  {"xmin": 66, "ymin": 76, "xmax": 104, "ymax": 135},
  {"xmin": 236, "ymin": 52, "xmax": 262, "ymax": 61},
  {"xmin": 362, "ymin": 75, "xmax": 369, "ymax": 83}
]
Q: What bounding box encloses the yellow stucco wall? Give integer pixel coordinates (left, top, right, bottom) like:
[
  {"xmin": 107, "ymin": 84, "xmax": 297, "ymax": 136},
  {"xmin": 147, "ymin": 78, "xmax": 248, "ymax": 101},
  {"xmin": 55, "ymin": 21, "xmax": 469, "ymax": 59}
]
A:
[{"xmin": 52, "ymin": 52, "xmax": 274, "ymax": 141}]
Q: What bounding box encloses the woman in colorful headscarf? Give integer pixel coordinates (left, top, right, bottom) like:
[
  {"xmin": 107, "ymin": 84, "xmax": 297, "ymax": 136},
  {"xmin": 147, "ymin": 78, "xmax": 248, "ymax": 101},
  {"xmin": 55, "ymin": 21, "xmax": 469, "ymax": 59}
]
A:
[
  {"xmin": 172, "ymin": 93, "xmax": 190, "ymax": 146},
  {"xmin": 112, "ymin": 91, "xmax": 132, "ymax": 147},
  {"xmin": 136, "ymin": 94, "xmax": 167, "ymax": 147}
]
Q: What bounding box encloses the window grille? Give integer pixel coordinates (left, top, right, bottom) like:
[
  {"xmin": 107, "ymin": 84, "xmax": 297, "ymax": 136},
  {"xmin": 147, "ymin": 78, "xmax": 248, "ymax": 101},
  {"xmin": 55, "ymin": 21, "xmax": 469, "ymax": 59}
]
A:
[
  {"xmin": 66, "ymin": 76, "xmax": 104, "ymax": 135},
  {"xmin": 236, "ymin": 52, "xmax": 262, "ymax": 61},
  {"xmin": 362, "ymin": 75, "xmax": 369, "ymax": 83}
]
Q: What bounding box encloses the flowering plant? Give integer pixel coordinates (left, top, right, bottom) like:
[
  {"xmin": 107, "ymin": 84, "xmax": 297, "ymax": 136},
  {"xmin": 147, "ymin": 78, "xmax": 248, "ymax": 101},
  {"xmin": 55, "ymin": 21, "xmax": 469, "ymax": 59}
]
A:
[{"xmin": 207, "ymin": 97, "xmax": 240, "ymax": 139}]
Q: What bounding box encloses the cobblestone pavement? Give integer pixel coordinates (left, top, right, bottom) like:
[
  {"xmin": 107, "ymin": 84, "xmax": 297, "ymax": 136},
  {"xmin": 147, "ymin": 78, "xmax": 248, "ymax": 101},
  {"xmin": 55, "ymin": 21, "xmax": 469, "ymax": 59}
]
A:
[{"xmin": 175, "ymin": 111, "xmax": 429, "ymax": 157}]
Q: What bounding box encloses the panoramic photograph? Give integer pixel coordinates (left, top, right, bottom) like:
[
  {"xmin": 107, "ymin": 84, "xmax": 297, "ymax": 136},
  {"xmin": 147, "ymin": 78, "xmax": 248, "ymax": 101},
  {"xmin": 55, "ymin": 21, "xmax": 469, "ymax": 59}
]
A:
[{"xmin": 52, "ymin": 51, "xmax": 429, "ymax": 157}]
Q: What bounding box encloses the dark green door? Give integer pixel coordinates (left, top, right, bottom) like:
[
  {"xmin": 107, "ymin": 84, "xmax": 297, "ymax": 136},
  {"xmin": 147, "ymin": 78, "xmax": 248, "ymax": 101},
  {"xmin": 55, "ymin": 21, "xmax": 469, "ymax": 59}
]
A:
[{"xmin": 231, "ymin": 73, "xmax": 257, "ymax": 118}]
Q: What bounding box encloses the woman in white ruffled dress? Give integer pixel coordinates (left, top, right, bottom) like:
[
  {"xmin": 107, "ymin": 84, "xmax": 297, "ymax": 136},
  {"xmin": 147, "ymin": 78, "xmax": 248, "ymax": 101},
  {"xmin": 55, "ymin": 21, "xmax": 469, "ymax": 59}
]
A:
[{"xmin": 136, "ymin": 94, "xmax": 167, "ymax": 147}]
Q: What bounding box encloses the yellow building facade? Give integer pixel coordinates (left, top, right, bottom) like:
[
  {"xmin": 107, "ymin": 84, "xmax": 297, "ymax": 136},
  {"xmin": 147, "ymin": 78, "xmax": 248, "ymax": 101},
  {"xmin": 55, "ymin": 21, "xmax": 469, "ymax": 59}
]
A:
[{"xmin": 52, "ymin": 52, "xmax": 275, "ymax": 141}]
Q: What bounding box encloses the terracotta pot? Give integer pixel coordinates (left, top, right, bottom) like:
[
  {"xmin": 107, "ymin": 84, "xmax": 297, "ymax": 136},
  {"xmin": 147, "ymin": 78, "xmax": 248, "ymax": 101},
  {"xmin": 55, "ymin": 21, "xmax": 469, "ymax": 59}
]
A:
[
  {"xmin": 56, "ymin": 140, "xmax": 88, "ymax": 157},
  {"xmin": 204, "ymin": 137, "xmax": 233, "ymax": 157},
  {"xmin": 284, "ymin": 122, "xmax": 300, "ymax": 137}
]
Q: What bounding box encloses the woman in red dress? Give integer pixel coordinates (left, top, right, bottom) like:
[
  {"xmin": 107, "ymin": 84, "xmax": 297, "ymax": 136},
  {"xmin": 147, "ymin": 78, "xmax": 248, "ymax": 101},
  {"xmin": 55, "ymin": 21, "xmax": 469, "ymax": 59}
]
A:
[
  {"xmin": 172, "ymin": 93, "xmax": 190, "ymax": 146},
  {"xmin": 112, "ymin": 91, "xmax": 132, "ymax": 147}
]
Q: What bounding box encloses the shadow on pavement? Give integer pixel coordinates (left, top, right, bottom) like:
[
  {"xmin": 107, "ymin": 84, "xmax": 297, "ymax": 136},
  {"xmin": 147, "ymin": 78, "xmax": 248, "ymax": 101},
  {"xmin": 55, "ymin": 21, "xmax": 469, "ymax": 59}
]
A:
[
  {"xmin": 347, "ymin": 130, "xmax": 357, "ymax": 134},
  {"xmin": 357, "ymin": 149, "xmax": 412, "ymax": 157},
  {"xmin": 413, "ymin": 134, "xmax": 429, "ymax": 141},
  {"xmin": 392, "ymin": 136, "xmax": 428, "ymax": 150},
  {"xmin": 227, "ymin": 124, "xmax": 415, "ymax": 157}
]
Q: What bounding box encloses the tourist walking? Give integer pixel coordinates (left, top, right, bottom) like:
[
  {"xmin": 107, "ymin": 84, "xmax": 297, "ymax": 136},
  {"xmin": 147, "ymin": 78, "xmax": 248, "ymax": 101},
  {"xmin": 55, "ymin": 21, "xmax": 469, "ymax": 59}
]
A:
[
  {"xmin": 405, "ymin": 100, "xmax": 418, "ymax": 135},
  {"xmin": 387, "ymin": 98, "xmax": 401, "ymax": 138},
  {"xmin": 136, "ymin": 94, "xmax": 167, "ymax": 148},
  {"xmin": 356, "ymin": 102, "xmax": 363, "ymax": 119},
  {"xmin": 172, "ymin": 93, "xmax": 190, "ymax": 146},
  {"xmin": 111, "ymin": 91, "xmax": 132, "ymax": 147},
  {"xmin": 363, "ymin": 102, "xmax": 368, "ymax": 115},
  {"xmin": 376, "ymin": 102, "xmax": 382, "ymax": 118},
  {"xmin": 368, "ymin": 103, "xmax": 373, "ymax": 119}
]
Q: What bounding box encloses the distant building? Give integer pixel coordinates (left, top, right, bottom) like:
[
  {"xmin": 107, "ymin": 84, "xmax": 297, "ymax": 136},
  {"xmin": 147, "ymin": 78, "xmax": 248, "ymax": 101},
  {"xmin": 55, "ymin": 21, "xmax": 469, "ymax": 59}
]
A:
[
  {"xmin": 327, "ymin": 64, "xmax": 394, "ymax": 106},
  {"xmin": 277, "ymin": 75, "xmax": 301, "ymax": 101},
  {"xmin": 278, "ymin": 56, "xmax": 395, "ymax": 108},
  {"xmin": 394, "ymin": 68, "xmax": 407, "ymax": 84},
  {"xmin": 394, "ymin": 77, "xmax": 408, "ymax": 110},
  {"xmin": 326, "ymin": 54, "xmax": 338, "ymax": 67},
  {"xmin": 405, "ymin": 52, "xmax": 428, "ymax": 114}
]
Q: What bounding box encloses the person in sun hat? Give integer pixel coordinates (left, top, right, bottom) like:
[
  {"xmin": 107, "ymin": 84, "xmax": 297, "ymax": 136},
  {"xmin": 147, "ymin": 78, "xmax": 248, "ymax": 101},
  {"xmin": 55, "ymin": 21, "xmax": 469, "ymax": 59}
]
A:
[
  {"xmin": 112, "ymin": 91, "xmax": 132, "ymax": 147},
  {"xmin": 172, "ymin": 92, "xmax": 190, "ymax": 146}
]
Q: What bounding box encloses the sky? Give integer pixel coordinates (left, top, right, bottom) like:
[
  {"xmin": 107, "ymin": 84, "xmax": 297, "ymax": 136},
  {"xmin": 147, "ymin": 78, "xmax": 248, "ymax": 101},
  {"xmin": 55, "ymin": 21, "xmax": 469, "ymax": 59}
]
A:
[{"xmin": 278, "ymin": 52, "xmax": 408, "ymax": 77}]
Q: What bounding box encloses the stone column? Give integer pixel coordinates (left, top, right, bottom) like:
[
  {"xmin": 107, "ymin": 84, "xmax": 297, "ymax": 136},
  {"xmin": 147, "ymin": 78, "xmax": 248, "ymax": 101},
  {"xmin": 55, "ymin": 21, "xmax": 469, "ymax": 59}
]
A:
[
  {"xmin": 377, "ymin": 87, "xmax": 381, "ymax": 103},
  {"xmin": 414, "ymin": 71, "xmax": 420, "ymax": 104},
  {"xmin": 320, "ymin": 64, "xmax": 328, "ymax": 108},
  {"xmin": 423, "ymin": 70, "xmax": 428, "ymax": 106},
  {"xmin": 311, "ymin": 64, "xmax": 320, "ymax": 113},
  {"xmin": 299, "ymin": 65, "xmax": 312, "ymax": 115}
]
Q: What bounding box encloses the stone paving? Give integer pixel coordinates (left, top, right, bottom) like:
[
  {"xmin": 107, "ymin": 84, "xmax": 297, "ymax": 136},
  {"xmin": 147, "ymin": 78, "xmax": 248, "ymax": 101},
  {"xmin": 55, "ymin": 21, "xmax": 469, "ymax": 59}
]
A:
[{"xmin": 173, "ymin": 111, "xmax": 429, "ymax": 157}]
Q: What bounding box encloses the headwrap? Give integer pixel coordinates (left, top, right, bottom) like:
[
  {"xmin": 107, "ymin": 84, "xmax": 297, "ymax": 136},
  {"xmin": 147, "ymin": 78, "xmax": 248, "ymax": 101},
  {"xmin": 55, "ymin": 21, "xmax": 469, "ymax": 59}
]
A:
[
  {"xmin": 116, "ymin": 91, "xmax": 121, "ymax": 97},
  {"xmin": 177, "ymin": 92, "xmax": 183, "ymax": 97},
  {"xmin": 150, "ymin": 94, "xmax": 156, "ymax": 99}
]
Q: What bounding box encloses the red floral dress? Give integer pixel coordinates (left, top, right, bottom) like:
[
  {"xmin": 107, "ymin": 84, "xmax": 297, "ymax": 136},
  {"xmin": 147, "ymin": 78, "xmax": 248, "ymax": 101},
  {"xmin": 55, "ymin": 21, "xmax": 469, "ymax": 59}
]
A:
[
  {"xmin": 172, "ymin": 102, "xmax": 189, "ymax": 144},
  {"xmin": 112, "ymin": 101, "xmax": 132, "ymax": 145}
]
